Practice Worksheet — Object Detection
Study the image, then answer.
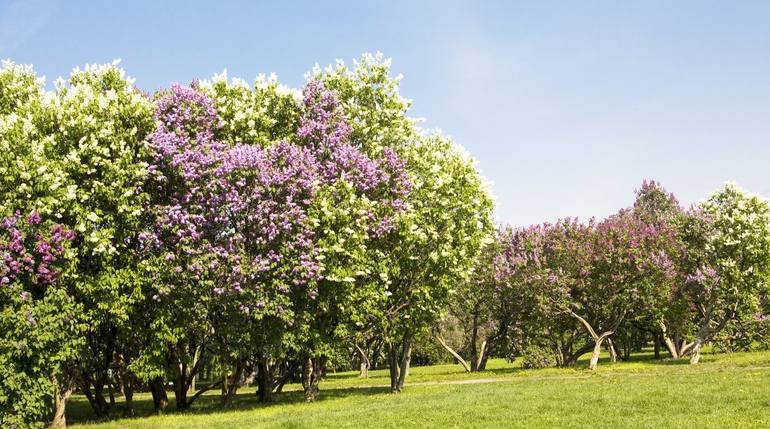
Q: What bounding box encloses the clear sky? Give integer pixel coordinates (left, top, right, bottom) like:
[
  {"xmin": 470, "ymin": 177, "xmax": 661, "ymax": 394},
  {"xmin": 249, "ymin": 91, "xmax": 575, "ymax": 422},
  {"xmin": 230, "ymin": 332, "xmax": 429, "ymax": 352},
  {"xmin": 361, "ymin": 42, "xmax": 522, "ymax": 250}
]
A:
[{"xmin": 2, "ymin": 0, "xmax": 769, "ymax": 226}]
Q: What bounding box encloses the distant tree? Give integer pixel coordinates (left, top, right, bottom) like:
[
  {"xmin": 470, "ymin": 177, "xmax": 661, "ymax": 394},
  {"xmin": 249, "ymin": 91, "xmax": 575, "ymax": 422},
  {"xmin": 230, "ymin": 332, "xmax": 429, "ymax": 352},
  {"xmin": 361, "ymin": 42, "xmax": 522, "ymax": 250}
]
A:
[
  {"xmin": 493, "ymin": 221, "xmax": 594, "ymax": 367},
  {"xmin": 436, "ymin": 240, "xmax": 499, "ymax": 372},
  {"xmin": 494, "ymin": 198, "xmax": 679, "ymax": 370}
]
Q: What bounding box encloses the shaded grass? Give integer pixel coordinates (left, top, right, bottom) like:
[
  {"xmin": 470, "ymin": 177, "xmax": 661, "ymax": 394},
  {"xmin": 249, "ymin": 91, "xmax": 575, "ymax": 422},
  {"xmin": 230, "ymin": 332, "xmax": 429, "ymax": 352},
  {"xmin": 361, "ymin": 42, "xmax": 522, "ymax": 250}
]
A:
[{"xmin": 70, "ymin": 349, "xmax": 770, "ymax": 428}]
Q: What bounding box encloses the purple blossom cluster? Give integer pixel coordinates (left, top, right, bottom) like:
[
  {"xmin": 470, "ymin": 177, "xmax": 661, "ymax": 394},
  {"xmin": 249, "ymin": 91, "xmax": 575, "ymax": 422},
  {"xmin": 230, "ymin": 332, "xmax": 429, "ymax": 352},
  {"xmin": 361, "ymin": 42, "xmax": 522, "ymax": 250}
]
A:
[
  {"xmin": 143, "ymin": 80, "xmax": 410, "ymax": 312},
  {"xmin": 0, "ymin": 210, "xmax": 74, "ymax": 291},
  {"xmin": 685, "ymin": 266, "xmax": 721, "ymax": 292},
  {"xmin": 296, "ymin": 81, "xmax": 411, "ymax": 236},
  {"xmin": 494, "ymin": 208, "xmax": 682, "ymax": 314},
  {"xmin": 593, "ymin": 209, "xmax": 679, "ymax": 284},
  {"xmin": 493, "ymin": 218, "xmax": 591, "ymax": 287},
  {"xmin": 298, "ymin": 81, "xmax": 384, "ymax": 191}
]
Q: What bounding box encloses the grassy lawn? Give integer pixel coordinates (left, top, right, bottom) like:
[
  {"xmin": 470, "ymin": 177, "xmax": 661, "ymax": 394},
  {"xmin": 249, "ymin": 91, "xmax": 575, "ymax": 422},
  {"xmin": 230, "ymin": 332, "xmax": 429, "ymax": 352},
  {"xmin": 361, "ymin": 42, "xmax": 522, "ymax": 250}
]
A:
[{"xmin": 70, "ymin": 350, "xmax": 770, "ymax": 428}]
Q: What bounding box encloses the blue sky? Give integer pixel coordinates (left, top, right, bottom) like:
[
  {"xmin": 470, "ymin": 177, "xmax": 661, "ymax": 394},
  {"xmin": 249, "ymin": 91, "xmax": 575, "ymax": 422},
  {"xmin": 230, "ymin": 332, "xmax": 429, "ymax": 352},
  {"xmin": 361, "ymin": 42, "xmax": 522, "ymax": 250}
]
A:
[{"xmin": 2, "ymin": 0, "xmax": 770, "ymax": 225}]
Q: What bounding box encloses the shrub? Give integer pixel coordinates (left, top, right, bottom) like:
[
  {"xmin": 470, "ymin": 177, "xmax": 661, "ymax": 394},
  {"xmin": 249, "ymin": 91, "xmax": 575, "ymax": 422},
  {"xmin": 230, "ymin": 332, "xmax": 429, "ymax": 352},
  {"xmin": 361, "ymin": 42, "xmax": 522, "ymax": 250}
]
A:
[{"xmin": 521, "ymin": 346, "xmax": 556, "ymax": 369}]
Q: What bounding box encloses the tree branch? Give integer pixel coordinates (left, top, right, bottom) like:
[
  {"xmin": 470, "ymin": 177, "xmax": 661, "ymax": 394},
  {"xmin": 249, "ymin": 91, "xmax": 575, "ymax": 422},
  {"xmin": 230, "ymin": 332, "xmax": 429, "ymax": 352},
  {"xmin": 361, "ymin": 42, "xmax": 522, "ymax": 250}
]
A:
[
  {"xmin": 567, "ymin": 309, "xmax": 599, "ymax": 340},
  {"xmin": 188, "ymin": 379, "xmax": 223, "ymax": 406},
  {"xmin": 435, "ymin": 334, "xmax": 470, "ymax": 372}
]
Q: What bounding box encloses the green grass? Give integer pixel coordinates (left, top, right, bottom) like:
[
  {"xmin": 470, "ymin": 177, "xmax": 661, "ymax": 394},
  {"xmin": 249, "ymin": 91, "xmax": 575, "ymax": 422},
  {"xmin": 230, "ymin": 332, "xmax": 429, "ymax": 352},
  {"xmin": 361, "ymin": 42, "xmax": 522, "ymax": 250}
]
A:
[{"xmin": 70, "ymin": 350, "xmax": 770, "ymax": 428}]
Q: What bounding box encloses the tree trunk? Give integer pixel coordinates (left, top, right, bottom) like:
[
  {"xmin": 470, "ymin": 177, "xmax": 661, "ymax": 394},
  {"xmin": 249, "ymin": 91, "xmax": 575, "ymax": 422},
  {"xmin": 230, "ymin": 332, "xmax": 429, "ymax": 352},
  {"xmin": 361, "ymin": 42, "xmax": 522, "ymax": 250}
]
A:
[
  {"xmin": 470, "ymin": 312, "xmax": 480, "ymax": 371},
  {"xmin": 476, "ymin": 340, "xmax": 489, "ymax": 372},
  {"xmin": 301, "ymin": 356, "xmax": 326, "ymax": 401},
  {"xmin": 174, "ymin": 373, "xmax": 190, "ymax": 411},
  {"xmin": 272, "ymin": 360, "xmax": 295, "ymax": 394},
  {"xmin": 653, "ymin": 333, "xmax": 661, "ymax": 359},
  {"xmin": 256, "ymin": 359, "xmax": 273, "ymax": 403},
  {"xmin": 396, "ymin": 333, "xmax": 413, "ymax": 391},
  {"xmin": 221, "ymin": 361, "xmax": 245, "ymax": 409},
  {"xmin": 660, "ymin": 321, "xmax": 682, "ymax": 359},
  {"xmin": 688, "ymin": 308, "xmax": 715, "ymax": 364},
  {"xmin": 149, "ymin": 376, "xmax": 168, "ymax": 414},
  {"xmin": 122, "ymin": 372, "xmax": 134, "ymax": 418},
  {"xmin": 690, "ymin": 339, "xmax": 704, "ymax": 364},
  {"xmin": 562, "ymin": 342, "xmax": 592, "ymax": 367},
  {"xmin": 622, "ymin": 340, "xmax": 631, "ymax": 360},
  {"xmin": 355, "ymin": 344, "xmax": 370, "ymax": 378},
  {"xmin": 589, "ymin": 333, "xmax": 612, "ymax": 371},
  {"xmin": 51, "ymin": 379, "xmax": 71, "ymax": 429},
  {"xmin": 81, "ymin": 377, "xmax": 111, "ymax": 418},
  {"xmin": 94, "ymin": 380, "xmax": 110, "ymax": 416},
  {"xmin": 189, "ymin": 345, "xmax": 200, "ymax": 394},
  {"xmin": 606, "ymin": 338, "xmax": 618, "ymax": 363},
  {"xmin": 108, "ymin": 377, "xmax": 116, "ymax": 408},
  {"xmin": 663, "ymin": 336, "xmax": 681, "ymax": 358},
  {"xmin": 569, "ymin": 310, "xmax": 624, "ymax": 371},
  {"xmin": 387, "ymin": 342, "xmax": 400, "ymax": 392},
  {"xmin": 387, "ymin": 330, "xmax": 413, "ymax": 392},
  {"xmin": 689, "ymin": 324, "xmax": 711, "ymax": 364}
]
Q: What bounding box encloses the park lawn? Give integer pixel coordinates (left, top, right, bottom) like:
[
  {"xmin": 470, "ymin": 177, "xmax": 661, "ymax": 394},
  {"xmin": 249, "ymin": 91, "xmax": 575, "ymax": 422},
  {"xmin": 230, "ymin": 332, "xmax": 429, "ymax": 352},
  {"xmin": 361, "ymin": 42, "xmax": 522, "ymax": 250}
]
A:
[{"xmin": 70, "ymin": 350, "xmax": 770, "ymax": 429}]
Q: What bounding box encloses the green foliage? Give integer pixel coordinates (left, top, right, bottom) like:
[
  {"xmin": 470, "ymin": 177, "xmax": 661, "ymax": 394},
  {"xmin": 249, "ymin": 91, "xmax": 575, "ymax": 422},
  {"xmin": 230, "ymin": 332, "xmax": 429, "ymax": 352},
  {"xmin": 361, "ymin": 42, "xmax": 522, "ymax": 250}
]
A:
[
  {"xmin": 410, "ymin": 329, "xmax": 452, "ymax": 366},
  {"xmin": 381, "ymin": 134, "xmax": 494, "ymax": 338},
  {"xmin": 520, "ymin": 346, "xmax": 556, "ymax": 369},
  {"xmin": 0, "ymin": 287, "xmax": 82, "ymax": 428}
]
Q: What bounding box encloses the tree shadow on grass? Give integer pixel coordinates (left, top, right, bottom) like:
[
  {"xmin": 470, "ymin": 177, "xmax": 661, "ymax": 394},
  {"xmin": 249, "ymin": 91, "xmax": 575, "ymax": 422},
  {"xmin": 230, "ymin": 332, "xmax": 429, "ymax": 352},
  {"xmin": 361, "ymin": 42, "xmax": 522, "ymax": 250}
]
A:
[{"xmin": 67, "ymin": 384, "xmax": 393, "ymax": 425}]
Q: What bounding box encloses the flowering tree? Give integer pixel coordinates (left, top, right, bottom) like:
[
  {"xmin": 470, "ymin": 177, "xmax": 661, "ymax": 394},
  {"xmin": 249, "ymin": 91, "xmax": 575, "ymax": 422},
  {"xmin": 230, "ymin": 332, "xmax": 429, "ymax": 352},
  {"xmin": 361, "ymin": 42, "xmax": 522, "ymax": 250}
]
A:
[
  {"xmin": 494, "ymin": 184, "xmax": 680, "ymax": 371},
  {"xmin": 627, "ymin": 181, "xmax": 689, "ymax": 359},
  {"xmin": 493, "ymin": 221, "xmax": 577, "ymax": 366},
  {"xmin": 137, "ymin": 82, "xmax": 241, "ymax": 410},
  {"xmin": 579, "ymin": 209, "xmax": 678, "ymax": 369},
  {"xmin": 680, "ymin": 184, "xmax": 770, "ymax": 363},
  {"xmin": 285, "ymin": 81, "xmax": 411, "ymax": 400},
  {"xmin": 314, "ymin": 55, "xmax": 493, "ymax": 391},
  {"xmin": 0, "ymin": 61, "xmax": 78, "ymax": 429},
  {"xmin": 49, "ymin": 63, "xmax": 154, "ymax": 419},
  {"xmin": 0, "ymin": 60, "xmax": 153, "ymax": 425},
  {"xmin": 370, "ymin": 134, "xmax": 493, "ymax": 391}
]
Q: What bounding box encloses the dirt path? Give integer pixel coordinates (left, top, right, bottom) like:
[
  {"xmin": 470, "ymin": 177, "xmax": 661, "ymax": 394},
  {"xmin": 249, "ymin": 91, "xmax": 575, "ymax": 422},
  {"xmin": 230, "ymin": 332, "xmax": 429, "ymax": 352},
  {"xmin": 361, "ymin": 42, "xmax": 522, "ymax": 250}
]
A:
[
  {"xmin": 407, "ymin": 377, "xmax": 534, "ymax": 386},
  {"xmin": 402, "ymin": 364, "xmax": 770, "ymax": 388}
]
